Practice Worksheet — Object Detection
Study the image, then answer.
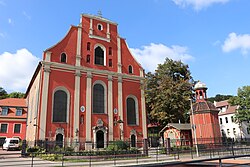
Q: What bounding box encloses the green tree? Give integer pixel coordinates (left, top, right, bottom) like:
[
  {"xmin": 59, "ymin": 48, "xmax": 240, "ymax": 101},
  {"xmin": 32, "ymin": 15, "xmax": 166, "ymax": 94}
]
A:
[
  {"xmin": 0, "ymin": 87, "xmax": 7, "ymax": 99},
  {"xmin": 145, "ymin": 58, "xmax": 193, "ymax": 126},
  {"xmin": 208, "ymin": 94, "xmax": 233, "ymax": 103},
  {"xmin": 8, "ymin": 92, "xmax": 25, "ymax": 98},
  {"xmin": 229, "ymin": 86, "xmax": 250, "ymax": 123}
]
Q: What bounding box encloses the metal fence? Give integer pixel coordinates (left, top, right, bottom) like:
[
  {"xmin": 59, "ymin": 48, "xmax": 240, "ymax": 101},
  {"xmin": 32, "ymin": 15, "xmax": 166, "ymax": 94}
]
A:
[{"xmin": 1, "ymin": 138, "xmax": 250, "ymax": 166}]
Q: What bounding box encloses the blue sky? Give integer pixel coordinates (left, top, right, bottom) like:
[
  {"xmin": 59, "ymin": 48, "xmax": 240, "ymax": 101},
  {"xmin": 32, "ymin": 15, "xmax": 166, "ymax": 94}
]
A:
[{"xmin": 1, "ymin": 0, "xmax": 250, "ymax": 97}]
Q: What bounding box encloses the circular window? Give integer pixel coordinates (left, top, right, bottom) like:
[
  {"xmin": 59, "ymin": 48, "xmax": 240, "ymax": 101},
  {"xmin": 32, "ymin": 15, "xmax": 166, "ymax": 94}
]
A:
[{"xmin": 97, "ymin": 24, "xmax": 103, "ymax": 31}]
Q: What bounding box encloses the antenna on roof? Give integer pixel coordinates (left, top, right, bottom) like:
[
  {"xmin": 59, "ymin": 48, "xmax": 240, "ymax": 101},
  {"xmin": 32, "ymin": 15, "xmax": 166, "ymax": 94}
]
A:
[{"xmin": 97, "ymin": 10, "xmax": 102, "ymax": 17}]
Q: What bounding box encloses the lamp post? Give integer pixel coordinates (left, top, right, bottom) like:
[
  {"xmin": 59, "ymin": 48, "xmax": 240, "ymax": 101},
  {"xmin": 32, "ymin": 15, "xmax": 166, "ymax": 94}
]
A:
[{"xmin": 190, "ymin": 99, "xmax": 199, "ymax": 157}]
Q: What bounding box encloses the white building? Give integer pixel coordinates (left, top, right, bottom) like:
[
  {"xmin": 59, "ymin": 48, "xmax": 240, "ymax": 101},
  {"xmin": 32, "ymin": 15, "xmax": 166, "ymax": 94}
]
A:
[{"xmin": 215, "ymin": 100, "xmax": 250, "ymax": 140}]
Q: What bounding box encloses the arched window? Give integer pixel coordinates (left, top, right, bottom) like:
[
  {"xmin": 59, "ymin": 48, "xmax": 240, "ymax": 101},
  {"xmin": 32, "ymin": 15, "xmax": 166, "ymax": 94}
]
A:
[
  {"xmin": 93, "ymin": 84, "xmax": 105, "ymax": 113},
  {"xmin": 60, "ymin": 53, "xmax": 67, "ymax": 63},
  {"xmin": 56, "ymin": 134, "xmax": 63, "ymax": 148},
  {"xmin": 86, "ymin": 55, "xmax": 90, "ymax": 63},
  {"xmin": 128, "ymin": 65, "xmax": 133, "ymax": 74},
  {"xmin": 95, "ymin": 46, "xmax": 105, "ymax": 65},
  {"xmin": 87, "ymin": 42, "xmax": 91, "ymax": 51},
  {"xmin": 131, "ymin": 134, "xmax": 136, "ymax": 147},
  {"xmin": 97, "ymin": 24, "xmax": 103, "ymax": 31},
  {"xmin": 126, "ymin": 97, "xmax": 138, "ymax": 125},
  {"xmin": 53, "ymin": 90, "xmax": 67, "ymax": 122}
]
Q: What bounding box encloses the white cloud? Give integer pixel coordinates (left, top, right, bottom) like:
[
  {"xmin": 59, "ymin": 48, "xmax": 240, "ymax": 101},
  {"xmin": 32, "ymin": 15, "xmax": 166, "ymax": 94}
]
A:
[
  {"xmin": 222, "ymin": 32, "xmax": 250, "ymax": 55},
  {"xmin": 172, "ymin": 0, "xmax": 230, "ymax": 10},
  {"xmin": 130, "ymin": 43, "xmax": 194, "ymax": 72},
  {"xmin": 0, "ymin": 49, "xmax": 40, "ymax": 93}
]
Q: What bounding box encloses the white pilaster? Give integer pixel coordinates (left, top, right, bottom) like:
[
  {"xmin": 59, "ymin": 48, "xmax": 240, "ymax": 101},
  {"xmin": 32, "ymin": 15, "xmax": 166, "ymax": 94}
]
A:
[
  {"xmin": 107, "ymin": 23, "xmax": 110, "ymax": 39},
  {"xmin": 73, "ymin": 70, "xmax": 81, "ymax": 142},
  {"xmin": 108, "ymin": 75, "xmax": 113, "ymax": 141},
  {"xmin": 140, "ymin": 80, "xmax": 148, "ymax": 139},
  {"xmin": 39, "ymin": 51, "xmax": 51, "ymax": 140},
  {"xmin": 118, "ymin": 75, "xmax": 124, "ymax": 140},
  {"xmin": 117, "ymin": 37, "xmax": 122, "ymax": 73},
  {"xmin": 89, "ymin": 19, "xmax": 93, "ymax": 35},
  {"xmin": 76, "ymin": 27, "xmax": 82, "ymax": 66},
  {"xmin": 86, "ymin": 72, "xmax": 92, "ymax": 142}
]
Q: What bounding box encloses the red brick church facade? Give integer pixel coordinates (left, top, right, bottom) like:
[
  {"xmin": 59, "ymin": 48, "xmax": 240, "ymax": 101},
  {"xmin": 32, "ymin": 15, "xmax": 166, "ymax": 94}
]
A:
[{"xmin": 25, "ymin": 14, "xmax": 147, "ymax": 149}]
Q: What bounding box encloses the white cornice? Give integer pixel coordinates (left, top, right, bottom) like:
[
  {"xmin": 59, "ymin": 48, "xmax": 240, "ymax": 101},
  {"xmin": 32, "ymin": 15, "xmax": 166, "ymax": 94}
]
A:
[
  {"xmin": 41, "ymin": 61, "xmax": 144, "ymax": 81},
  {"xmin": 89, "ymin": 34, "xmax": 110, "ymax": 42}
]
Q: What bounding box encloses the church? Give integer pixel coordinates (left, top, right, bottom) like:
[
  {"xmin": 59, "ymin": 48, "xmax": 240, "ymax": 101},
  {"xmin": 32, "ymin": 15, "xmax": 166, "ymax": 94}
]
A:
[{"xmin": 25, "ymin": 14, "xmax": 147, "ymax": 149}]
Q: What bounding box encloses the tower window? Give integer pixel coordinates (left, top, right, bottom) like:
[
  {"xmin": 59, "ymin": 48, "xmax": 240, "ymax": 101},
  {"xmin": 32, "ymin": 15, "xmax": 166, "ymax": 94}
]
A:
[
  {"xmin": 128, "ymin": 65, "xmax": 133, "ymax": 74},
  {"xmin": 87, "ymin": 42, "xmax": 91, "ymax": 51},
  {"xmin": 109, "ymin": 47, "xmax": 112, "ymax": 55},
  {"xmin": 60, "ymin": 53, "xmax": 67, "ymax": 63},
  {"xmin": 87, "ymin": 55, "xmax": 91, "ymax": 63},
  {"xmin": 95, "ymin": 46, "xmax": 105, "ymax": 65},
  {"xmin": 97, "ymin": 24, "xmax": 103, "ymax": 31},
  {"xmin": 109, "ymin": 59, "xmax": 112, "ymax": 67}
]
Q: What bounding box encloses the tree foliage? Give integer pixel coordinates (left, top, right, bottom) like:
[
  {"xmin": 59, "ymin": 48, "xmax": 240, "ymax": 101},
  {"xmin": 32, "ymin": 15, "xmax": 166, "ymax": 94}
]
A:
[
  {"xmin": 0, "ymin": 87, "xmax": 7, "ymax": 99},
  {"xmin": 208, "ymin": 94, "xmax": 233, "ymax": 103},
  {"xmin": 8, "ymin": 92, "xmax": 25, "ymax": 98},
  {"xmin": 145, "ymin": 58, "xmax": 193, "ymax": 126},
  {"xmin": 229, "ymin": 86, "xmax": 250, "ymax": 123},
  {"xmin": 0, "ymin": 87, "xmax": 25, "ymax": 99}
]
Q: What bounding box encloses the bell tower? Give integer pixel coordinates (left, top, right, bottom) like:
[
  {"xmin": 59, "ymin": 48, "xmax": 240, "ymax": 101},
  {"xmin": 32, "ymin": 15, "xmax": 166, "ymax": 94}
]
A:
[{"xmin": 191, "ymin": 81, "xmax": 221, "ymax": 145}]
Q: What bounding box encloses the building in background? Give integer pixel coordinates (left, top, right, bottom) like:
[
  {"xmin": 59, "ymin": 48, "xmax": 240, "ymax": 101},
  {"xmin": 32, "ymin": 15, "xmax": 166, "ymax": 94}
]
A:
[
  {"xmin": 0, "ymin": 98, "xmax": 27, "ymax": 145},
  {"xmin": 160, "ymin": 123, "xmax": 192, "ymax": 147},
  {"xmin": 215, "ymin": 100, "xmax": 250, "ymax": 140},
  {"xmin": 25, "ymin": 14, "xmax": 147, "ymax": 150},
  {"xmin": 191, "ymin": 81, "xmax": 221, "ymax": 144}
]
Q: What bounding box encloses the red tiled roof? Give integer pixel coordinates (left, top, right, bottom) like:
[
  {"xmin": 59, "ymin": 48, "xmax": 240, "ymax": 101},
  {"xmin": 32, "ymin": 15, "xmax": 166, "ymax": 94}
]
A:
[
  {"xmin": 215, "ymin": 100, "xmax": 229, "ymax": 107},
  {"xmin": 0, "ymin": 98, "xmax": 27, "ymax": 107},
  {"xmin": 218, "ymin": 105, "xmax": 237, "ymax": 116}
]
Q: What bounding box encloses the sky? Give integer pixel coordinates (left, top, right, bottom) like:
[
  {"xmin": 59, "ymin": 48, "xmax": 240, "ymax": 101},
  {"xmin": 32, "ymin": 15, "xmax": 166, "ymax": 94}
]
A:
[{"xmin": 1, "ymin": 0, "xmax": 250, "ymax": 97}]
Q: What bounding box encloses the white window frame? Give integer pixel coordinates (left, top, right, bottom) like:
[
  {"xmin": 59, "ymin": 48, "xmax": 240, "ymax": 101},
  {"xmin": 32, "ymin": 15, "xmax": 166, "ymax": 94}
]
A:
[
  {"xmin": 92, "ymin": 80, "xmax": 107, "ymax": 114},
  {"xmin": 52, "ymin": 86, "xmax": 70, "ymax": 123},
  {"xmin": 94, "ymin": 44, "xmax": 106, "ymax": 66},
  {"xmin": 0, "ymin": 123, "xmax": 8, "ymax": 133},
  {"xmin": 16, "ymin": 108, "xmax": 22, "ymax": 116},
  {"xmin": 126, "ymin": 95, "xmax": 139, "ymax": 126},
  {"xmin": 1, "ymin": 107, "xmax": 8, "ymax": 116},
  {"xmin": 13, "ymin": 123, "xmax": 21, "ymax": 134}
]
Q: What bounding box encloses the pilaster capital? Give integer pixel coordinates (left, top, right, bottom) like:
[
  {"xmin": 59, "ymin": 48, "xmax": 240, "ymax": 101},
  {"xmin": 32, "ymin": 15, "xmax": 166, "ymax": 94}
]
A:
[
  {"xmin": 118, "ymin": 75, "xmax": 122, "ymax": 83},
  {"xmin": 87, "ymin": 71, "xmax": 92, "ymax": 79},
  {"xmin": 75, "ymin": 70, "xmax": 81, "ymax": 77},
  {"xmin": 76, "ymin": 54, "xmax": 82, "ymax": 59},
  {"xmin": 140, "ymin": 80, "xmax": 144, "ymax": 85},
  {"xmin": 43, "ymin": 66, "xmax": 51, "ymax": 73},
  {"xmin": 108, "ymin": 75, "xmax": 113, "ymax": 81}
]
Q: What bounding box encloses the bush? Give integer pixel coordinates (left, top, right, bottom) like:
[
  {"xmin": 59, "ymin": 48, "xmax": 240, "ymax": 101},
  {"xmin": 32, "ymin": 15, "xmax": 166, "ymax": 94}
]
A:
[
  {"xmin": 40, "ymin": 153, "xmax": 63, "ymax": 161},
  {"xmin": 106, "ymin": 140, "xmax": 129, "ymax": 151}
]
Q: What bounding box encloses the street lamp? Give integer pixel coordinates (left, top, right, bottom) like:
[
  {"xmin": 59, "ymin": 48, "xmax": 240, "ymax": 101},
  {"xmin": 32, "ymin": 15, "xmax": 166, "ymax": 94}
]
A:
[{"xmin": 190, "ymin": 99, "xmax": 199, "ymax": 157}]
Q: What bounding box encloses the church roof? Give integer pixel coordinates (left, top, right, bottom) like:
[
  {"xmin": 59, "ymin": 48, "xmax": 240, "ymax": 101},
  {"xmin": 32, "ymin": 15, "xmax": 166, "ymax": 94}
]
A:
[{"xmin": 193, "ymin": 101, "xmax": 218, "ymax": 112}]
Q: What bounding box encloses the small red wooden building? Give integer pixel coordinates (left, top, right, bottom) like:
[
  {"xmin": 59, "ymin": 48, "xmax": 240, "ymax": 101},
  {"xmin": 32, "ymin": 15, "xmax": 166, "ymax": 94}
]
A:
[{"xmin": 160, "ymin": 123, "xmax": 192, "ymax": 147}]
